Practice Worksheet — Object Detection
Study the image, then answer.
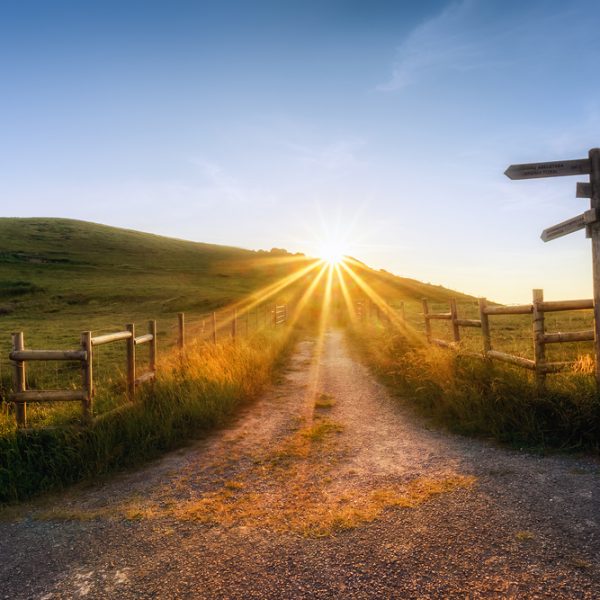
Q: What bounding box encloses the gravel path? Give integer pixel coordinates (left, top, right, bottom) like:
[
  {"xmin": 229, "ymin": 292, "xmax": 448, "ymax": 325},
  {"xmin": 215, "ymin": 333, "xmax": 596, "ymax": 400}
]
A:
[{"xmin": 1, "ymin": 329, "xmax": 600, "ymax": 599}]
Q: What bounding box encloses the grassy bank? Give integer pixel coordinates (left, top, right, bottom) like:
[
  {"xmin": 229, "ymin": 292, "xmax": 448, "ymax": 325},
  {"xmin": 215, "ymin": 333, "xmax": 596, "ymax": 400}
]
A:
[
  {"xmin": 0, "ymin": 328, "xmax": 293, "ymax": 503},
  {"xmin": 348, "ymin": 323, "xmax": 600, "ymax": 451}
]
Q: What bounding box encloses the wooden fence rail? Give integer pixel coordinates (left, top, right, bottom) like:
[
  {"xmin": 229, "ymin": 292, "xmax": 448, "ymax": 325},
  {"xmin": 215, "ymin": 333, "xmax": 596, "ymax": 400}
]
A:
[
  {"xmin": 6, "ymin": 302, "xmax": 289, "ymax": 428},
  {"xmin": 421, "ymin": 289, "xmax": 595, "ymax": 391}
]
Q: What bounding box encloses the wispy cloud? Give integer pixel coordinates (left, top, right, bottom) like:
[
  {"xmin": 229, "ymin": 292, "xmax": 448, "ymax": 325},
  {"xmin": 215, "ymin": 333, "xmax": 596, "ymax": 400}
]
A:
[
  {"xmin": 284, "ymin": 138, "xmax": 366, "ymax": 171},
  {"xmin": 189, "ymin": 157, "xmax": 249, "ymax": 204},
  {"xmin": 377, "ymin": 0, "xmax": 488, "ymax": 92}
]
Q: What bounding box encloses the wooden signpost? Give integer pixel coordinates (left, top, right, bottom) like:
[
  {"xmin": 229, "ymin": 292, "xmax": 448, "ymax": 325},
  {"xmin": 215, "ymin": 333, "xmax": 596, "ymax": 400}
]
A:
[
  {"xmin": 504, "ymin": 158, "xmax": 590, "ymax": 180},
  {"xmin": 540, "ymin": 210, "xmax": 597, "ymax": 243},
  {"xmin": 505, "ymin": 148, "xmax": 600, "ymax": 389}
]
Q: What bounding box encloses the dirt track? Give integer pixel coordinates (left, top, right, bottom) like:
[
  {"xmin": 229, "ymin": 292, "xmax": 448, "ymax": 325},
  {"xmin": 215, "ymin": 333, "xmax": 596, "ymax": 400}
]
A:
[{"xmin": 1, "ymin": 329, "xmax": 600, "ymax": 599}]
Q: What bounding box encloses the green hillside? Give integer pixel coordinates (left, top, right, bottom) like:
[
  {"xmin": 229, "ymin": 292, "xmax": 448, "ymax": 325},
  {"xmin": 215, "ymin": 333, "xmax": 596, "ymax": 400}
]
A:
[
  {"xmin": 0, "ymin": 218, "xmax": 474, "ymax": 351},
  {"xmin": 0, "ymin": 218, "xmax": 304, "ymax": 346}
]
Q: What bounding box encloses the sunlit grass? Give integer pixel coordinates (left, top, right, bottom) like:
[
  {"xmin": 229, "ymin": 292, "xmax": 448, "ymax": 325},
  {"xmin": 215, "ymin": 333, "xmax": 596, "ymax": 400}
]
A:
[
  {"xmin": 349, "ymin": 320, "xmax": 600, "ymax": 450},
  {"xmin": 0, "ymin": 328, "xmax": 293, "ymax": 503}
]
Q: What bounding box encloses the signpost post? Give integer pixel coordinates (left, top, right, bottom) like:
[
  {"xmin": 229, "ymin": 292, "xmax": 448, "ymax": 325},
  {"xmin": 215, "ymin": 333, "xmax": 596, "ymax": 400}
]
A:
[{"xmin": 505, "ymin": 148, "xmax": 600, "ymax": 389}]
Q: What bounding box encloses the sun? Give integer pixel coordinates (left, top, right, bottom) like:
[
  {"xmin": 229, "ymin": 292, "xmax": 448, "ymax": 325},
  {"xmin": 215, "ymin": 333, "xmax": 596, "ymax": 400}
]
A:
[{"xmin": 317, "ymin": 240, "xmax": 347, "ymax": 266}]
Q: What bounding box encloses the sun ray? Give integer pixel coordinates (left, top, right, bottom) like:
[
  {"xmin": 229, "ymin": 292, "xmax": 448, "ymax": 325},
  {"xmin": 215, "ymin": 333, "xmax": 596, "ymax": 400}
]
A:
[
  {"xmin": 226, "ymin": 258, "xmax": 322, "ymax": 317},
  {"xmin": 334, "ymin": 263, "xmax": 357, "ymax": 323},
  {"xmin": 340, "ymin": 261, "xmax": 423, "ymax": 344}
]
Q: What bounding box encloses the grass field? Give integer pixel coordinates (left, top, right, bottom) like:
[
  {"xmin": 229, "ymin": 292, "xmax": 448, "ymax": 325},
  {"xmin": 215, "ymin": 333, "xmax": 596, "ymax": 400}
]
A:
[{"xmin": 4, "ymin": 216, "xmax": 597, "ymax": 501}]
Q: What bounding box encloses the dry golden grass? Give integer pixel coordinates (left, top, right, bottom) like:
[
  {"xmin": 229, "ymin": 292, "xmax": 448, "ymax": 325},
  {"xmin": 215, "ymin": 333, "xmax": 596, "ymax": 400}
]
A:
[{"xmin": 350, "ymin": 315, "xmax": 600, "ymax": 448}]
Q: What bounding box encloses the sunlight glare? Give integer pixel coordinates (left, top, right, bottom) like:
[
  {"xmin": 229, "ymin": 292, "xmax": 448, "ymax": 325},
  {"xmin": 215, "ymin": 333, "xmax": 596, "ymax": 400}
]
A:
[{"xmin": 317, "ymin": 240, "xmax": 347, "ymax": 266}]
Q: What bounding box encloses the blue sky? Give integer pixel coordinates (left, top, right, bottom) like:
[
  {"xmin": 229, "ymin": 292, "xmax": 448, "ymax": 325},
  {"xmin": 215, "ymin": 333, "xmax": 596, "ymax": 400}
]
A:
[{"xmin": 2, "ymin": 0, "xmax": 600, "ymax": 302}]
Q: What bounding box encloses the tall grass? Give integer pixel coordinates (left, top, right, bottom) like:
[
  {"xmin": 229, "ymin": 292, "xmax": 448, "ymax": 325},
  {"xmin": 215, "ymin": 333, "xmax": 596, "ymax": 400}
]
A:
[
  {"xmin": 349, "ymin": 323, "xmax": 600, "ymax": 451},
  {"xmin": 0, "ymin": 329, "xmax": 293, "ymax": 503}
]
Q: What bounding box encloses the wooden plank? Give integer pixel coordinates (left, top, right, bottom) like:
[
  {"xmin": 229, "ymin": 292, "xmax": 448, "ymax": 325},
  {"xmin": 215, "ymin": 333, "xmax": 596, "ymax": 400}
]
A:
[
  {"xmin": 504, "ymin": 158, "xmax": 590, "ymax": 180},
  {"xmin": 484, "ymin": 304, "xmax": 532, "ymax": 315},
  {"xmin": 425, "ymin": 313, "xmax": 452, "ymax": 320},
  {"xmin": 135, "ymin": 372, "xmax": 155, "ymax": 385},
  {"xmin": 538, "ymin": 299, "xmax": 594, "ymax": 312},
  {"xmin": 455, "ymin": 318, "xmax": 482, "ymax": 328},
  {"xmin": 432, "ymin": 338, "xmax": 455, "ymax": 348},
  {"xmin": 532, "ymin": 289, "xmax": 546, "ymax": 392},
  {"xmin": 478, "ymin": 298, "xmax": 492, "ymax": 354},
  {"xmin": 542, "ymin": 330, "xmax": 595, "ymax": 344},
  {"xmin": 541, "ymin": 213, "xmax": 587, "ymax": 242},
  {"xmin": 9, "ymin": 349, "xmax": 87, "ymax": 361},
  {"xmin": 12, "ymin": 332, "xmax": 26, "ymax": 427},
  {"xmin": 126, "ymin": 323, "xmax": 135, "ymax": 401},
  {"xmin": 91, "ymin": 331, "xmax": 132, "ymax": 346},
  {"xmin": 81, "ymin": 331, "xmax": 93, "ymax": 422},
  {"xmin": 9, "ymin": 389, "xmax": 87, "ymax": 403},
  {"xmin": 487, "ymin": 350, "xmax": 536, "ymax": 370},
  {"xmin": 178, "ymin": 312, "xmax": 185, "ymax": 350},
  {"xmin": 149, "ymin": 320, "xmax": 157, "ymax": 373},
  {"xmin": 449, "ymin": 299, "xmax": 460, "ymax": 342},
  {"xmin": 134, "ymin": 333, "xmax": 153, "ymax": 345},
  {"xmin": 422, "ymin": 299, "xmax": 431, "ymax": 343}
]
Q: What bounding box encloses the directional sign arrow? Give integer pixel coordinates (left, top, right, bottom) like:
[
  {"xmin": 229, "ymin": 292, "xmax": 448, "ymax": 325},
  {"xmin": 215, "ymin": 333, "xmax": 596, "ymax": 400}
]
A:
[
  {"xmin": 505, "ymin": 158, "xmax": 590, "ymax": 180},
  {"xmin": 541, "ymin": 209, "xmax": 598, "ymax": 242}
]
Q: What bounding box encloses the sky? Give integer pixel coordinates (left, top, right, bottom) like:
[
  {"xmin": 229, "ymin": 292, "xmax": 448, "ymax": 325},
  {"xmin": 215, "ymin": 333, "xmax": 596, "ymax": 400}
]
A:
[{"xmin": 2, "ymin": 0, "xmax": 600, "ymax": 303}]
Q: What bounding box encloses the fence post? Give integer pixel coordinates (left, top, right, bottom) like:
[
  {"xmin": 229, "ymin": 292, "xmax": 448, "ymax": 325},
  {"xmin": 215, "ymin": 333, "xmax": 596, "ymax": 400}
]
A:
[
  {"xmin": 80, "ymin": 331, "xmax": 93, "ymax": 422},
  {"xmin": 422, "ymin": 299, "xmax": 432, "ymax": 343},
  {"xmin": 149, "ymin": 320, "xmax": 157, "ymax": 374},
  {"xmin": 126, "ymin": 323, "xmax": 135, "ymax": 400},
  {"xmin": 11, "ymin": 332, "xmax": 26, "ymax": 428},
  {"xmin": 589, "ymin": 148, "xmax": 600, "ymax": 391},
  {"xmin": 532, "ymin": 289, "xmax": 546, "ymax": 393},
  {"xmin": 178, "ymin": 312, "xmax": 185, "ymax": 350},
  {"xmin": 478, "ymin": 298, "xmax": 492, "ymax": 355},
  {"xmin": 449, "ymin": 298, "xmax": 460, "ymax": 343},
  {"xmin": 232, "ymin": 309, "xmax": 237, "ymax": 341},
  {"xmin": 212, "ymin": 312, "xmax": 217, "ymax": 344}
]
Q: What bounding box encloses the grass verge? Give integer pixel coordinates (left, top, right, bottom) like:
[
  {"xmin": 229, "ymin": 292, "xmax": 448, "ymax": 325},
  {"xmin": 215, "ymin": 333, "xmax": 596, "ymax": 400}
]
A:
[
  {"xmin": 348, "ymin": 324, "xmax": 600, "ymax": 451},
  {"xmin": 0, "ymin": 329, "xmax": 294, "ymax": 504}
]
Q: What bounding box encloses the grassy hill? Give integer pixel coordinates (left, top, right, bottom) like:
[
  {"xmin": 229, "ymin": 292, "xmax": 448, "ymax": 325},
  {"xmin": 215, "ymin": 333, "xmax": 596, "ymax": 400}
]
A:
[
  {"xmin": 0, "ymin": 217, "xmax": 474, "ymax": 354},
  {"xmin": 0, "ymin": 218, "xmax": 305, "ymax": 345}
]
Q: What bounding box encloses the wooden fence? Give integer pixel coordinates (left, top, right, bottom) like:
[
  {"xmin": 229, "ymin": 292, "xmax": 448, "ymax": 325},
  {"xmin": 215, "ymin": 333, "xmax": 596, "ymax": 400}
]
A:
[
  {"xmin": 421, "ymin": 289, "xmax": 594, "ymax": 391},
  {"xmin": 6, "ymin": 302, "xmax": 289, "ymax": 428}
]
